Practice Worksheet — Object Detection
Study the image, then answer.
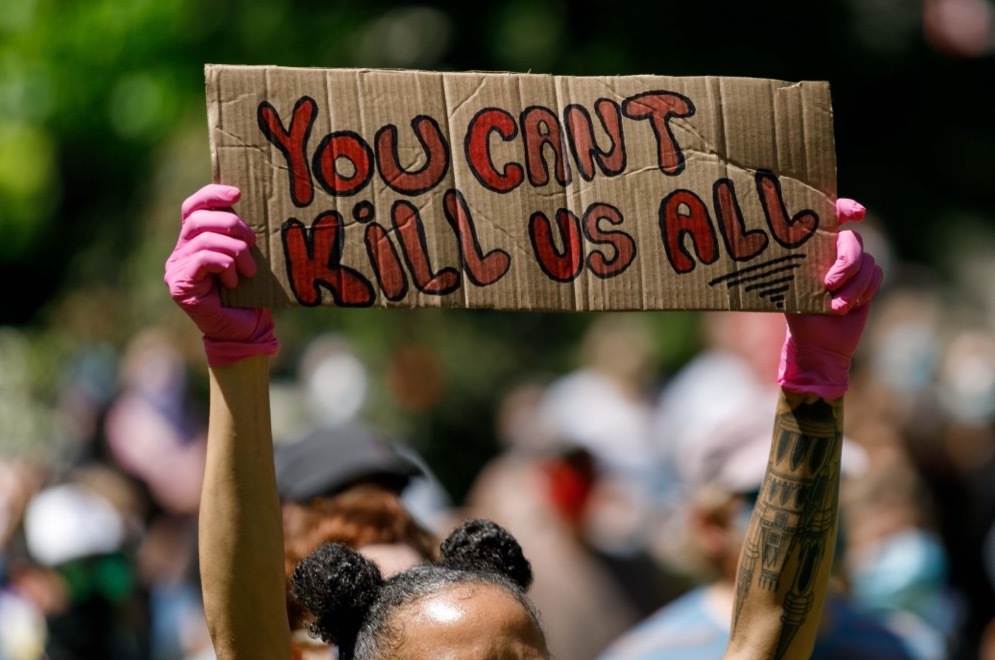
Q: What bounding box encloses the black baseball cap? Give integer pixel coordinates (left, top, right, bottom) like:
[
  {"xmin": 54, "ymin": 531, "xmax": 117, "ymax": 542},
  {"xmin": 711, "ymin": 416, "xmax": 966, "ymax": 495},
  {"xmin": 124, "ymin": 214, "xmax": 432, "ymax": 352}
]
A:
[{"xmin": 274, "ymin": 423, "xmax": 424, "ymax": 502}]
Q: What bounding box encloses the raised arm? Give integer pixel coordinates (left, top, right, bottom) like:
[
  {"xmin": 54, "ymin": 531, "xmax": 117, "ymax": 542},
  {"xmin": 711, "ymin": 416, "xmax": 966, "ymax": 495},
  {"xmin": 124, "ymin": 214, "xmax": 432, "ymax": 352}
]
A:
[
  {"xmin": 165, "ymin": 184, "xmax": 290, "ymax": 660},
  {"xmin": 726, "ymin": 200, "xmax": 883, "ymax": 659}
]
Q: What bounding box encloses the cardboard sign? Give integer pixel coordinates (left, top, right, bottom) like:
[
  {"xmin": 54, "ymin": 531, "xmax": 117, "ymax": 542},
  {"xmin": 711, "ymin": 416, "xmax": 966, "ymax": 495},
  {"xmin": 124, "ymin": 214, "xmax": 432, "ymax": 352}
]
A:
[{"xmin": 206, "ymin": 65, "xmax": 838, "ymax": 312}]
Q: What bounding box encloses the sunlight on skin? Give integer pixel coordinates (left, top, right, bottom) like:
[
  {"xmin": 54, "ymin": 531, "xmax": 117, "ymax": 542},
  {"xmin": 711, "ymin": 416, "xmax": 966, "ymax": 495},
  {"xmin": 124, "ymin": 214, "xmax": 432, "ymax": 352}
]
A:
[
  {"xmin": 386, "ymin": 584, "xmax": 549, "ymax": 660},
  {"xmin": 421, "ymin": 597, "xmax": 464, "ymax": 624}
]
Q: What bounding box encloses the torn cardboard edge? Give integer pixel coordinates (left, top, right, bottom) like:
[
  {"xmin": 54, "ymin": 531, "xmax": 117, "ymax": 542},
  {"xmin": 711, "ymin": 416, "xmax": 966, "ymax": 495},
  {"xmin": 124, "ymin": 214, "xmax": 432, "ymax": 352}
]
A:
[{"xmin": 205, "ymin": 65, "xmax": 838, "ymax": 313}]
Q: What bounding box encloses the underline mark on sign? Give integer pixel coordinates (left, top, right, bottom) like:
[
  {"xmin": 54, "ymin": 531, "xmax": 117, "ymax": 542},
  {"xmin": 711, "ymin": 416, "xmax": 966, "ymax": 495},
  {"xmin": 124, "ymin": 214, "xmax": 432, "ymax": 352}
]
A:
[{"xmin": 707, "ymin": 254, "xmax": 807, "ymax": 309}]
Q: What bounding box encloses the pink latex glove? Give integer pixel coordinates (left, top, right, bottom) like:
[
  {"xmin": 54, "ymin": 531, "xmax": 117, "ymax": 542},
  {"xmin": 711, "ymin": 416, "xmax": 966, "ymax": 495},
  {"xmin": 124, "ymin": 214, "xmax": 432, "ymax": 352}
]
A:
[
  {"xmin": 778, "ymin": 198, "xmax": 884, "ymax": 400},
  {"xmin": 165, "ymin": 184, "xmax": 279, "ymax": 367}
]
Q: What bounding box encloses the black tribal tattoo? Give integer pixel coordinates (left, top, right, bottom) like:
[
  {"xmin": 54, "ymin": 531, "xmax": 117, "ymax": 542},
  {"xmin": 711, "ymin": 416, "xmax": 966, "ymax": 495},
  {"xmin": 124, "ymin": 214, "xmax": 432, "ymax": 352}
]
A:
[{"xmin": 730, "ymin": 393, "xmax": 843, "ymax": 660}]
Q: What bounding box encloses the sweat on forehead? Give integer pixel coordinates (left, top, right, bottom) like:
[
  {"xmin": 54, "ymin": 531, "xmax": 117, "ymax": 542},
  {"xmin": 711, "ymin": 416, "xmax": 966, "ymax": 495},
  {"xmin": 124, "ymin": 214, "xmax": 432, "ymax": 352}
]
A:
[{"xmin": 384, "ymin": 582, "xmax": 548, "ymax": 659}]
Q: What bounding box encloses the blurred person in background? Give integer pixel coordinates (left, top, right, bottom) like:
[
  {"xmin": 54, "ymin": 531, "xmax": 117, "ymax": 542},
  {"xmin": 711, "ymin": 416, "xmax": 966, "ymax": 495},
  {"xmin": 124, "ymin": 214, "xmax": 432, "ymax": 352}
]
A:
[
  {"xmin": 464, "ymin": 316, "xmax": 682, "ymax": 659},
  {"xmin": 599, "ymin": 374, "xmax": 938, "ymax": 659},
  {"xmin": 103, "ymin": 329, "xmax": 207, "ymax": 518},
  {"xmin": 281, "ymin": 484, "xmax": 437, "ymax": 659},
  {"xmin": 20, "ymin": 465, "xmax": 149, "ymax": 659},
  {"xmin": 102, "ymin": 329, "xmax": 217, "ymax": 660},
  {"xmin": 271, "ymin": 332, "xmax": 452, "ymax": 535},
  {"xmin": 536, "ymin": 314, "xmax": 672, "ymax": 573},
  {"xmin": 841, "ymin": 454, "xmax": 955, "ymax": 656},
  {"xmin": 135, "ymin": 514, "xmax": 213, "ymax": 660},
  {"xmin": 164, "ymin": 183, "xmax": 881, "ymax": 659},
  {"xmin": 273, "ymin": 422, "xmax": 444, "ymax": 659},
  {"xmin": 926, "ymin": 322, "xmax": 995, "ymax": 658},
  {"xmin": 603, "ymin": 268, "xmax": 951, "ymax": 658},
  {"xmin": 849, "ymin": 283, "xmax": 995, "ymax": 658},
  {"xmin": 647, "ymin": 310, "xmax": 787, "ymax": 568},
  {"xmin": 33, "ymin": 325, "xmax": 219, "ymax": 660},
  {"xmin": 269, "ymin": 333, "xmax": 453, "ymax": 658},
  {"xmin": 464, "ymin": 384, "xmax": 645, "ymax": 659}
]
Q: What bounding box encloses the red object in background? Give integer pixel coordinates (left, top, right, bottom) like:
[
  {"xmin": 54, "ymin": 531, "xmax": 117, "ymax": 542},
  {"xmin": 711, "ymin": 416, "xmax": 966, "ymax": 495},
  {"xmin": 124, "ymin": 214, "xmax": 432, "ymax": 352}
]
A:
[{"xmin": 543, "ymin": 450, "xmax": 596, "ymax": 525}]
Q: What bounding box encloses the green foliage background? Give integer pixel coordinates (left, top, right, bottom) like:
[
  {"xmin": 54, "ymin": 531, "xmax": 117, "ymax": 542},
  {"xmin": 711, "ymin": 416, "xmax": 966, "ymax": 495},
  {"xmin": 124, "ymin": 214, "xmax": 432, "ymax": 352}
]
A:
[{"xmin": 1, "ymin": 0, "xmax": 993, "ymax": 499}]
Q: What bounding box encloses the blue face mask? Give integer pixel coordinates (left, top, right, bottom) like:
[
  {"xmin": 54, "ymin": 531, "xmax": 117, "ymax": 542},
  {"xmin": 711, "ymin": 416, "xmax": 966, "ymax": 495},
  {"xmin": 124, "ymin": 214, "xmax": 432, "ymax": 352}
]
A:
[{"xmin": 849, "ymin": 529, "xmax": 949, "ymax": 620}]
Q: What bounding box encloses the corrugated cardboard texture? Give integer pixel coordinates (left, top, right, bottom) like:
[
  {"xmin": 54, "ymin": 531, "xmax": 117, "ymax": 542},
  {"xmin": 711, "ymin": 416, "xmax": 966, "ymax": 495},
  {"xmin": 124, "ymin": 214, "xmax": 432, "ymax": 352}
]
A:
[{"xmin": 206, "ymin": 65, "xmax": 837, "ymax": 312}]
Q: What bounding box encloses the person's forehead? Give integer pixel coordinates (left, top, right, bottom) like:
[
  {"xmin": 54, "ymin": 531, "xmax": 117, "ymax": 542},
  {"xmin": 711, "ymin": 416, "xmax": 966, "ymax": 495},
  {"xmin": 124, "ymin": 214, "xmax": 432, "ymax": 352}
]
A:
[{"xmin": 387, "ymin": 583, "xmax": 548, "ymax": 659}]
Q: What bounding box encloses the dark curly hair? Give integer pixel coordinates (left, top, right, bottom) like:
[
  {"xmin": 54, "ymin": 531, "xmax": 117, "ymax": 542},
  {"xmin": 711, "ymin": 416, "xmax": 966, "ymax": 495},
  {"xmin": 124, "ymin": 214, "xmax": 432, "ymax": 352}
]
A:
[
  {"xmin": 282, "ymin": 484, "xmax": 438, "ymax": 635},
  {"xmin": 290, "ymin": 518, "xmax": 543, "ymax": 659}
]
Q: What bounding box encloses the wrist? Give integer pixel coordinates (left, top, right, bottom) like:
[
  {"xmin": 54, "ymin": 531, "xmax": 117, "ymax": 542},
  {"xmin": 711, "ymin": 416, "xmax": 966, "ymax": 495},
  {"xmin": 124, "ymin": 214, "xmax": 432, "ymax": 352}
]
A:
[
  {"xmin": 777, "ymin": 336, "xmax": 851, "ymax": 400},
  {"xmin": 202, "ymin": 310, "xmax": 280, "ymax": 367},
  {"xmin": 203, "ymin": 336, "xmax": 280, "ymax": 367}
]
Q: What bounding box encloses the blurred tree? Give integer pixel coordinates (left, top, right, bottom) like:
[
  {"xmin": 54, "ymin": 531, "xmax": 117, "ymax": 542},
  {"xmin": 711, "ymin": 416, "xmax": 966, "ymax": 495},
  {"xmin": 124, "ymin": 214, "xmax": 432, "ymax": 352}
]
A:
[{"xmin": 1, "ymin": 0, "xmax": 993, "ymax": 506}]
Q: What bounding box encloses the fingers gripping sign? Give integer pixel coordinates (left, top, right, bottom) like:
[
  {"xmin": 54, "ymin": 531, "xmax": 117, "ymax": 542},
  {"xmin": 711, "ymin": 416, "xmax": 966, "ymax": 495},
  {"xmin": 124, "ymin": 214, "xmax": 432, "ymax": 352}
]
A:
[
  {"xmin": 165, "ymin": 184, "xmax": 280, "ymax": 367},
  {"xmin": 778, "ymin": 198, "xmax": 884, "ymax": 400}
]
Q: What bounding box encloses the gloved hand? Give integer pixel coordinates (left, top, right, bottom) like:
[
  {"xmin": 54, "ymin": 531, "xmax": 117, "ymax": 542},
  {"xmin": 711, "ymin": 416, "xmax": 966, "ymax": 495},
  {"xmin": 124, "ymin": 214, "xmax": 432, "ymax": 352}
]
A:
[
  {"xmin": 165, "ymin": 184, "xmax": 279, "ymax": 367},
  {"xmin": 778, "ymin": 198, "xmax": 883, "ymax": 399}
]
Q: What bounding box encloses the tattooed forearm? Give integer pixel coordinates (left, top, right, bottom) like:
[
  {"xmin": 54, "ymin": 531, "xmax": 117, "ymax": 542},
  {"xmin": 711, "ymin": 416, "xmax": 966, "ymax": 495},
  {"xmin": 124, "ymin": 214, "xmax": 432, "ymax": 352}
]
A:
[{"xmin": 727, "ymin": 390, "xmax": 843, "ymax": 660}]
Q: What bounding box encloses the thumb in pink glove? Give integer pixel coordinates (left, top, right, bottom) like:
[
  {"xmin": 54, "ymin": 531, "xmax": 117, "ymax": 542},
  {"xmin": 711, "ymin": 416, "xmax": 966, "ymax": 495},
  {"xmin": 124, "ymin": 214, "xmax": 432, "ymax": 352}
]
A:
[
  {"xmin": 778, "ymin": 198, "xmax": 884, "ymax": 399},
  {"xmin": 164, "ymin": 184, "xmax": 279, "ymax": 367}
]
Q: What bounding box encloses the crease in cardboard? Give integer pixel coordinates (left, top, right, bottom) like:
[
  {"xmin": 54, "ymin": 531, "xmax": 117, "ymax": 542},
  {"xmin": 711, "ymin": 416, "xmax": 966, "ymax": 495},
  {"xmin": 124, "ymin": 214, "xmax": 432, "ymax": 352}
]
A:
[{"xmin": 438, "ymin": 73, "xmax": 471, "ymax": 311}]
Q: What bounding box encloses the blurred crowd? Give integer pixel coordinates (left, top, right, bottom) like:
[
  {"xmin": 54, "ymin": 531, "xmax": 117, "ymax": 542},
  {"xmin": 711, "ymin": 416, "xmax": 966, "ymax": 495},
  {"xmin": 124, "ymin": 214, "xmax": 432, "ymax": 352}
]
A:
[
  {"xmin": 2, "ymin": 219, "xmax": 995, "ymax": 660},
  {"xmin": 1, "ymin": 0, "xmax": 993, "ymax": 655}
]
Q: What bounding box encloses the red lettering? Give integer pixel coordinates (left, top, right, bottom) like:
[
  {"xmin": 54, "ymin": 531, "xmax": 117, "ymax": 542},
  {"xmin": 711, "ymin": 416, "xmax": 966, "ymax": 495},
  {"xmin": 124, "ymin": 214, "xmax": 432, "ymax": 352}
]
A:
[
  {"xmin": 465, "ymin": 108, "xmax": 524, "ymax": 193},
  {"xmin": 659, "ymin": 190, "xmax": 719, "ymax": 274},
  {"xmin": 281, "ymin": 213, "xmax": 376, "ymax": 307},
  {"xmin": 565, "ymin": 100, "xmax": 626, "ymax": 182},
  {"xmin": 755, "ymin": 171, "xmax": 819, "ymax": 249},
  {"xmin": 312, "ymin": 131, "xmax": 374, "ymax": 197},
  {"xmin": 442, "ymin": 189, "xmax": 511, "ymax": 286},
  {"xmin": 257, "ymin": 97, "xmax": 317, "ymax": 207},
  {"xmin": 714, "ymin": 178, "xmax": 768, "ymax": 261},
  {"xmin": 529, "ymin": 209, "xmax": 583, "ymax": 282},
  {"xmin": 621, "ymin": 91, "xmax": 695, "ymax": 176},
  {"xmin": 391, "ymin": 201, "xmax": 461, "ymax": 295},
  {"xmin": 364, "ymin": 223, "xmax": 409, "ymax": 302},
  {"xmin": 582, "ymin": 203, "xmax": 636, "ymax": 279},
  {"xmin": 521, "ymin": 106, "xmax": 571, "ymax": 187},
  {"xmin": 375, "ymin": 116, "xmax": 450, "ymax": 196}
]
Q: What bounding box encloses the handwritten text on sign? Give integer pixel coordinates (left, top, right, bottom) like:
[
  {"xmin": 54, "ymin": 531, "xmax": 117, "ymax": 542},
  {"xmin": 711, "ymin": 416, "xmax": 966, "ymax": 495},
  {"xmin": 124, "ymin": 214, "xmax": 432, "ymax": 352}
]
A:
[{"xmin": 206, "ymin": 66, "xmax": 838, "ymax": 312}]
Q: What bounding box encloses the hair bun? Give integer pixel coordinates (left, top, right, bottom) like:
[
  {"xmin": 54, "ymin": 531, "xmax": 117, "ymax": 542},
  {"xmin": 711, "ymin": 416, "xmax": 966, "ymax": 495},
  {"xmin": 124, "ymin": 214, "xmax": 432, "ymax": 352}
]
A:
[
  {"xmin": 290, "ymin": 542, "xmax": 383, "ymax": 650},
  {"xmin": 439, "ymin": 519, "xmax": 533, "ymax": 590}
]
